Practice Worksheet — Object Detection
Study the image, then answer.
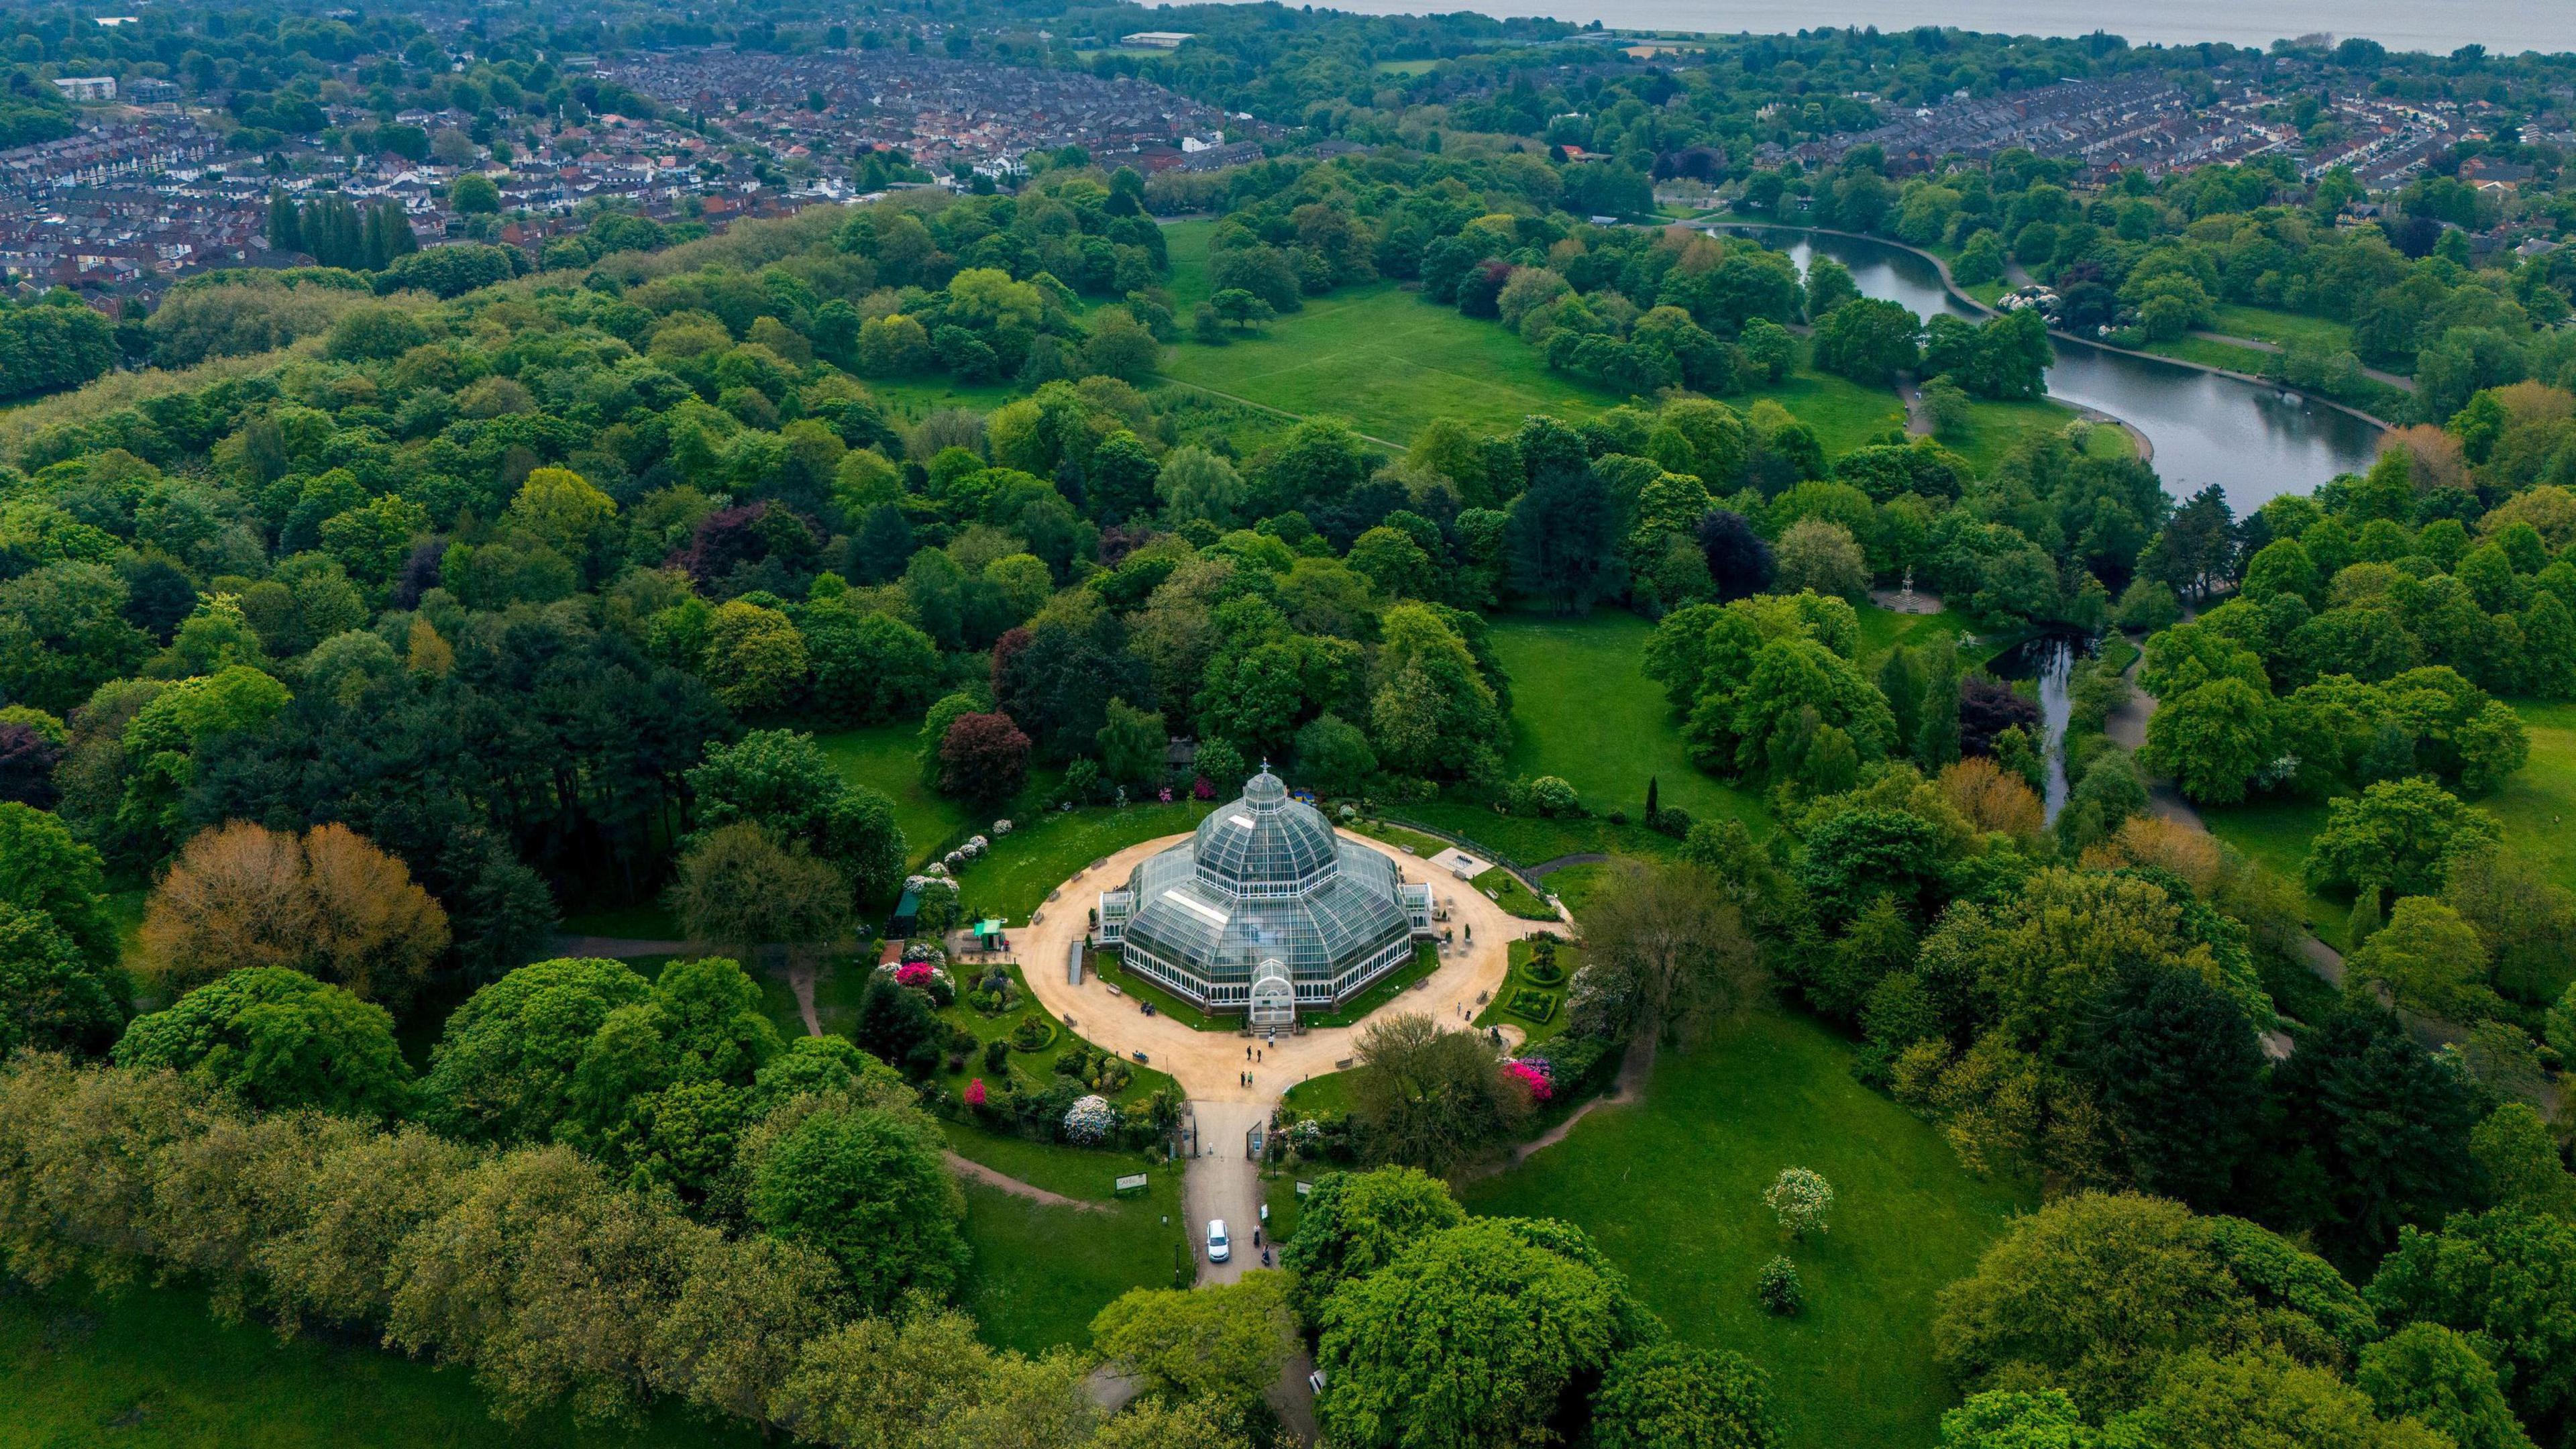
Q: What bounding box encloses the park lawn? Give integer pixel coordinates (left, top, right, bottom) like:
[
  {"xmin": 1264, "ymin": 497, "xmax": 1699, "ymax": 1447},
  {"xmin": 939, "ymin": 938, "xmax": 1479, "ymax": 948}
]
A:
[
  {"xmin": 1854, "ymin": 602, "xmax": 1976, "ymax": 670},
  {"xmin": 1475, "ymin": 865, "xmax": 1559, "ymax": 920},
  {"xmin": 961, "ymin": 800, "xmax": 1214, "ymax": 924},
  {"xmin": 1540, "ymin": 859, "xmax": 1617, "ymax": 918},
  {"xmin": 812, "ymin": 723, "xmax": 979, "ymax": 867},
  {"xmin": 1152, "ymin": 255, "xmax": 1928, "ymax": 455},
  {"xmin": 557, "ymin": 900, "xmax": 684, "ymax": 939},
  {"xmin": 2146, "ymin": 335, "xmax": 2276, "ymax": 376},
  {"xmin": 1487, "ymin": 611, "xmax": 1769, "ymax": 833},
  {"xmin": 857, "ymin": 373, "xmax": 1022, "ymax": 425},
  {"xmin": 0, "ymin": 1280, "xmax": 751, "ymax": 1449},
  {"xmin": 2206, "ymin": 303, "xmax": 2357, "ymax": 357},
  {"xmin": 1371, "ymin": 57, "xmax": 1438, "ymax": 74},
  {"xmin": 1460, "ymin": 1008, "xmax": 2033, "ymax": 1449},
  {"xmin": 1346, "ymin": 818, "xmax": 1454, "ymax": 859},
  {"xmin": 2196, "ymin": 796, "xmax": 2347, "ymax": 952},
  {"xmin": 1156, "ymin": 280, "xmax": 1616, "ymax": 445},
  {"xmin": 1943, "ymin": 395, "xmax": 2110, "ymax": 475},
  {"xmin": 1157, "ymin": 218, "xmax": 1219, "ymax": 309},
  {"xmin": 2479, "ymin": 701, "xmax": 2576, "ymax": 998},
  {"xmin": 1398, "ymin": 802, "xmax": 1691, "ymax": 870},
  {"xmin": 938, "ymin": 1125, "xmax": 1189, "ymax": 1354},
  {"xmin": 1093, "ymin": 949, "xmax": 1223, "ymax": 1030},
  {"xmin": 1283, "ymin": 1069, "xmax": 1358, "ymax": 1117}
]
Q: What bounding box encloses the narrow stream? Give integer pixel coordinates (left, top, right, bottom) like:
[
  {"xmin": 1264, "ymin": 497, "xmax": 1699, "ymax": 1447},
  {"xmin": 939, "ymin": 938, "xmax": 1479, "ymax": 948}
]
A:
[{"xmin": 1990, "ymin": 635, "xmax": 2086, "ymax": 824}]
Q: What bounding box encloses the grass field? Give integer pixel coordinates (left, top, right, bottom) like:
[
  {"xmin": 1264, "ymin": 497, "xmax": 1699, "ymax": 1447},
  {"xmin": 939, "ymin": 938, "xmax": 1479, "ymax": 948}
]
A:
[
  {"xmin": 2198, "ymin": 796, "xmax": 2347, "ymax": 952},
  {"xmin": 1460, "ymin": 1008, "xmax": 2033, "ymax": 1449},
  {"xmin": 1153, "ymin": 223, "xmax": 2066, "ymax": 458},
  {"xmin": 1487, "ymin": 611, "xmax": 1769, "ymax": 832},
  {"xmin": 0, "ymin": 1281, "xmax": 751, "ymax": 1449},
  {"xmin": 2145, "ymin": 335, "xmax": 2279, "ymax": 375},
  {"xmin": 2206, "ymin": 304, "xmax": 2359, "ymax": 356},
  {"xmin": 939, "ymin": 1126, "xmax": 1189, "ymax": 1354},
  {"xmin": 812, "ymin": 722, "xmax": 981, "ymax": 865}
]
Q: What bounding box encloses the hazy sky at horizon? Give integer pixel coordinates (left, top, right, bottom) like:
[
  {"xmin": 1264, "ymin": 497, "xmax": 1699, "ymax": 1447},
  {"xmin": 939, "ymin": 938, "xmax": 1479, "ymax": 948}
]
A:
[{"xmin": 1183, "ymin": 0, "xmax": 2576, "ymax": 57}]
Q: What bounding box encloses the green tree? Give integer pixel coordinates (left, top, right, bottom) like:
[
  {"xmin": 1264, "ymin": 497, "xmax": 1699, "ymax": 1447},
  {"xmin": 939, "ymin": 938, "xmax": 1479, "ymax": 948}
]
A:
[
  {"xmin": 1095, "ymin": 697, "xmax": 1166, "ymax": 788},
  {"xmin": 2078, "ymin": 963, "xmax": 2266, "ymax": 1210},
  {"xmin": 1933, "ymin": 1192, "xmax": 2363, "ymax": 1417},
  {"xmin": 2108, "ymin": 1348, "xmax": 2450, "ymax": 1449},
  {"xmin": 746, "ymin": 1101, "xmax": 967, "ymax": 1314},
  {"xmin": 1580, "ymin": 860, "xmax": 1766, "ymax": 1044},
  {"xmin": 804, "ymin": 612, "xmax": 940, "ymax": 727},
  {"xmin": 1291, "ymin": 712, "xmax": 1377, "ymax": 798},
  {"xmin": 1507, "ymin": 459, "xmax": 1620, "ymax": 614},
  {"xmin": 1938, "ymin": 1389, "xmax": 2100, "ymax": 1449},
  {"xmin": 1813, "ymin": 299, "xmax": 1922, "ymax": 385},
  {"xmin": 2271, "ymin": 1006, "xmax": 2479, "ymax": 1269},
  {"xmin": 2305, "ymin": 778, "xmax": 2501, "ymax": 900},
  {"xmin": 1773, "ymin": 518, "xmax": 1869, "ymax": 602},
  {"xmin": 2143, "ymin": 678, "xmax": 2272, "ymax": 805},
  {"xmin": 1089, "ymin": 1272, "xmax": 1297, "ymax": 1409},
  {"xmin": 2469, "ymin": 1103, "xmax": 2576, "ymax": 1218},
  {"xmin": 1279, "ymin": 1166, "xmax": 1467, "ymax": 1325},
  {"xmin": 2347, "ymin": 896, "xmax": 2505, "ymax": 1022},
  {"xmin": 0, "ymin": 901, "xmax": 125, "ymax": 1058},
  {"xmin": 685, "ymin": 730, "xmax": 906, "ymax": 904},
  {"xmin": 1591, "ymin": 1342, "xmax": 1780, "ymax": 1449},
  {"xmin": 667, "ymin": 823, "xmax": 857, "ymax": 958},
  {"xmin": 0, "ymin": 802, "xmax": 115, "ymax": 967},
  {"xmin": 2368, "ymin": 1208, "xmax": 2576, "ymax": 1432},
  {"xmin": 2356, "ymin": 1322, "xmax": 2540, "ymax": 1449},
  {"xmin": 700, "ymin": 599, "xmax": 809, "ymax": 715},
  {"xmin": 1347, "ymin": 1012, "xmax": 1527, "ymax": 1177},
  {"xmin": 1316, "ymin": 1218, "xmax": 1654, "ymax": 1449},
  {"xmin": 113, "ymin": 966, "xmax": 409, "ymax": 1117}
]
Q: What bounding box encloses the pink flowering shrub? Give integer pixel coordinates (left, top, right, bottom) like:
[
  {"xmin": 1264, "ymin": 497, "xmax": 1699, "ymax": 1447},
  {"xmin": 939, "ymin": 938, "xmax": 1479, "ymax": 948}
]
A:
[
  {"xmin": 1192, "ymin": 775, "xmax": 1215, "ymax": 800},
  {"xmin": 965, "ymin": 1079, "xmax": 987, "ymax": 1107},
  {"xmin": 1505, "ymin": 1059, "xmax": 1553, "ymax": 1101},
  {"xmin": 895, "ymin": 963, "xmax": 933, "ymax": 988},
  {"xmin": 1159, "ymin": 786, "xmax": 1173, "ymax": 803}
]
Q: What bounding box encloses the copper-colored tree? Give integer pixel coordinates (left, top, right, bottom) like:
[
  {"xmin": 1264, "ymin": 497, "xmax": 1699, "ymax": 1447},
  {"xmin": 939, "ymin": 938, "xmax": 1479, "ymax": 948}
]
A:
[{"xmin": 140, "ymin": 820, "xmax": 449, "ymax": 1005}]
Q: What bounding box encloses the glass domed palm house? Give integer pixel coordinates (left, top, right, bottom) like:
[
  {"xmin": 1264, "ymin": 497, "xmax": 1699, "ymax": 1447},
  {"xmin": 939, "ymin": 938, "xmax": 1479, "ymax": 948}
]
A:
[{"xmin": 1095, "ymin": 768, "xmax": 1434, "ymax": 1026}]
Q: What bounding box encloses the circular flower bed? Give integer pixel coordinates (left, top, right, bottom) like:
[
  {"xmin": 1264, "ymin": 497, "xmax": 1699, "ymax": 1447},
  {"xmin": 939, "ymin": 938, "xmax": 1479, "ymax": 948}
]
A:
[{"xmin": 1009, "ymin": 1016, "xmax": 1056, "ymax": 1053}]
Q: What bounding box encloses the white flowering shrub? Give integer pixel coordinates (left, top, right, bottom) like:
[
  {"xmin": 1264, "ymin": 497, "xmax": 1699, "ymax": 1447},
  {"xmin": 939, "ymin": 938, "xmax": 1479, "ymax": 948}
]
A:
[
  {"xmin": 1764, "ymin": 1167, "xmax": 1835, "ymax": 1240},
  {"xmin": 1063, "ymin": 1093, "xmax": 1117, "ymax": 1144}
]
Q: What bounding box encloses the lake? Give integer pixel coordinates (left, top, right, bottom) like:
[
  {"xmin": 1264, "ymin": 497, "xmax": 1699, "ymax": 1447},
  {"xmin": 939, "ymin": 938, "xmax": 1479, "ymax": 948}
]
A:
[
  {"xmin": 1264, "ymin": 0, "xmax": 2576, "ymax": 56},
  {"xmin": 1729, "ymin": 227, "xmax": 2385, "ymax": 512}
]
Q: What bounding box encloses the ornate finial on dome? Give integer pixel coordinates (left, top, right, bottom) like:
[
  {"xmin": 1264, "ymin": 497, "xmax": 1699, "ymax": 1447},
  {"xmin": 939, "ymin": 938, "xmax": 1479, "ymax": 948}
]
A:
[{"xmin": 1242, "ymin": 763, "xmax": 1287, "ymax": 809}]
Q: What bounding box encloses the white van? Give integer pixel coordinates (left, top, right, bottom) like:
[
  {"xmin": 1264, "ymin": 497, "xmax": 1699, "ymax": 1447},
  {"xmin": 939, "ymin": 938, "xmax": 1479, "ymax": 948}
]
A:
[{"xmin": 1205, "ymin": 1219, "xmax": 1231, "ymax": 1263}]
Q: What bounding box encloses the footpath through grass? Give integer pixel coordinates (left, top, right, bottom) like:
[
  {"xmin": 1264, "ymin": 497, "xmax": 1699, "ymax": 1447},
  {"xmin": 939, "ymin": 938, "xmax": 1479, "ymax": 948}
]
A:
[
  {"xmin": 939, "ymin": 1126, "xmax": 1189, "ymax": 1355},
  {"xmin": 1460, "ymin": 1008, "xmax": 2031, "ymax": 1449},
  {"xmin": 0, "ymin": 1280, "xmax": 751, "ymax": 1449}
]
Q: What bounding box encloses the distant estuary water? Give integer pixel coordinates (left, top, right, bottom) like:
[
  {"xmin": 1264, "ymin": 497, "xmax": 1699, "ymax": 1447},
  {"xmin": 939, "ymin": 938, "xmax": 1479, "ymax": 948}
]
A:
[
  {"xmin": 1238, "ymin": 0, "xmax": 2576, "ymax": 55},
  {"xmin": 1741, "ymin": 228, "xmax": 2385, "ymax": 513}
]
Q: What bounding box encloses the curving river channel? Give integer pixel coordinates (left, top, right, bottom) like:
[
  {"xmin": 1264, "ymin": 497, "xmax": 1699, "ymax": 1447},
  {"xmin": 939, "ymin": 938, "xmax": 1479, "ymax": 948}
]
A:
[{"xmin": 1723, "ymin": 226, "xmax": 2386, "ymax": 513}]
